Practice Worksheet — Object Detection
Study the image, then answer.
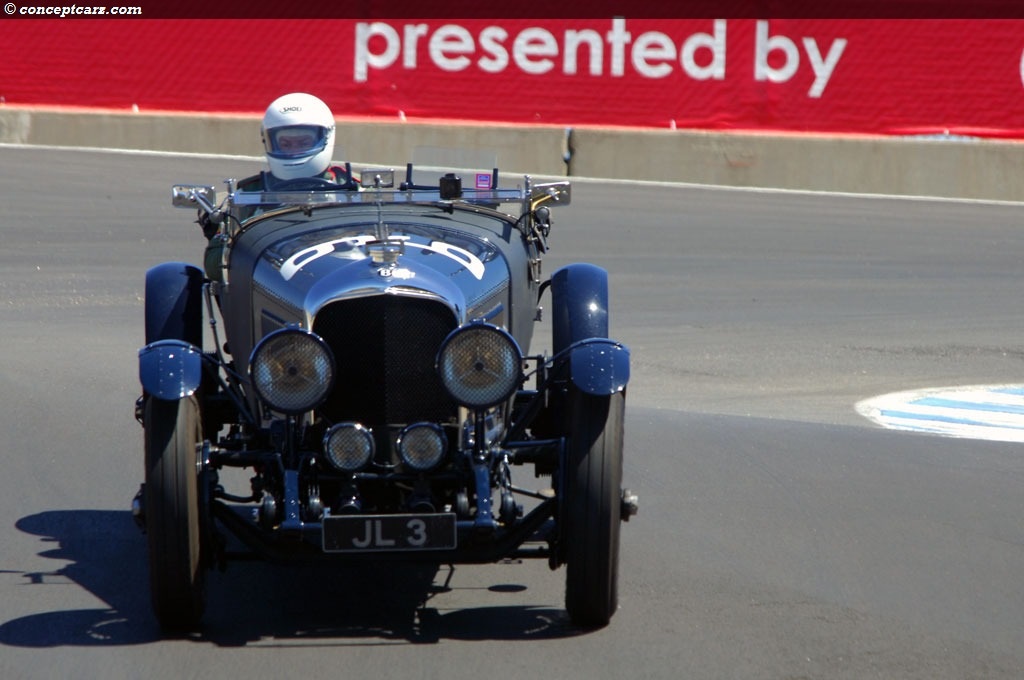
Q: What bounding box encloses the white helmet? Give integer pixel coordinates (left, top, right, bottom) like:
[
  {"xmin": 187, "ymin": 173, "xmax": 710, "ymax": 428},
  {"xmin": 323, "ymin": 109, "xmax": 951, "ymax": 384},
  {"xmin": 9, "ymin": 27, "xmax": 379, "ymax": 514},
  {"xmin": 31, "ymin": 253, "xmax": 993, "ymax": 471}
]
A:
[{"xmin": 261, "ymin": 93, "xmax": 336, "ymax": 180}]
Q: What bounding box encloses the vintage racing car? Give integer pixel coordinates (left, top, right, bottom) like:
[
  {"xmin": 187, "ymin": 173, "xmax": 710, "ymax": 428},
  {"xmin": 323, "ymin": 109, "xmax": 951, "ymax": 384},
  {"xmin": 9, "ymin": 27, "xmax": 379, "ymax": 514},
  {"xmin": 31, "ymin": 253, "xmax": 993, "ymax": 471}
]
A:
[{"xmin": 133, "ymin": 163, "xmax": 635, "ymax": 631}]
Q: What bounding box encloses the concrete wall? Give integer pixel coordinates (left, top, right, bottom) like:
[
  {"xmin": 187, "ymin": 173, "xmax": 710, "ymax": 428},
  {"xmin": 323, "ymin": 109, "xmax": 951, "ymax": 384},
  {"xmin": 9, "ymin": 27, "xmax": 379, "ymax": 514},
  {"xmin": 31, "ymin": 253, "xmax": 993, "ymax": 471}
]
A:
[
  {"xmin": 569, "ymin": 128, "xmax": 1024, "ymax": 202},
  {"xmin": 2, "ymin": 107, "xmax": 1022, "ymax": 201}
]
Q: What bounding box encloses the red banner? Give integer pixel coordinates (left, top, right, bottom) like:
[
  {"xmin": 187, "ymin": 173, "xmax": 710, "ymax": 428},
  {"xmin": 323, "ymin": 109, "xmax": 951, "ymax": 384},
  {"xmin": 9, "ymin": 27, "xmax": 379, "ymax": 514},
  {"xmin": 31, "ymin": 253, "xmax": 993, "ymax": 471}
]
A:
[{"xmin": 1, "ymin": 18, "xmax": 1023, "ymax": 137}]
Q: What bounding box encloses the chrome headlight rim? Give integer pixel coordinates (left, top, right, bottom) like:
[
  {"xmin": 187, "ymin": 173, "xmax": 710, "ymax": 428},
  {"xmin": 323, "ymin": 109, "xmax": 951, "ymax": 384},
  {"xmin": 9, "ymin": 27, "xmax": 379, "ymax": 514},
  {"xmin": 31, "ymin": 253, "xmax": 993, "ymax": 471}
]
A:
[
  {"xmin": 249, "ymin": 327, "xmax": 335, "ymax": 415},
  {"xmin": 323, "ymin": 422, "xmax": 375, "ymax": 472},
  {"xmin": 396, "ymin": 422, "xmax": 448, "ymax": 472},
  {"xmin": 436, "ymin": 323, "xmax": 523, "ymax": 410}
]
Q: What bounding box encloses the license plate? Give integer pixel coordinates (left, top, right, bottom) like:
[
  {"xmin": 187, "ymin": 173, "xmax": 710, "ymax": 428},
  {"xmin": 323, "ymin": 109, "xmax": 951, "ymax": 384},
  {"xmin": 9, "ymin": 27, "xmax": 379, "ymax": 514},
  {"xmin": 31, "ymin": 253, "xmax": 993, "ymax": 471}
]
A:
[{"xmin": 322, "ymin": 513, "xmax": 457, "ymax": 553}]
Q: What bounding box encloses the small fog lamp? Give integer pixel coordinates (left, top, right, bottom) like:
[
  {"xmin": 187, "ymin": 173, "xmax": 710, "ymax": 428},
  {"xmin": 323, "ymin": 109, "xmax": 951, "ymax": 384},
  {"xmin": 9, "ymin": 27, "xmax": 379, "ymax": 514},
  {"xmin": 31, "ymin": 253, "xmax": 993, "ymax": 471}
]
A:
[
  {"xmin": 324, "ymin": 423, "xmax": 375, "ymax": 472},
  {"xmin": 397, "ymin": 423, "xmax": 448, "ymax": 471}
]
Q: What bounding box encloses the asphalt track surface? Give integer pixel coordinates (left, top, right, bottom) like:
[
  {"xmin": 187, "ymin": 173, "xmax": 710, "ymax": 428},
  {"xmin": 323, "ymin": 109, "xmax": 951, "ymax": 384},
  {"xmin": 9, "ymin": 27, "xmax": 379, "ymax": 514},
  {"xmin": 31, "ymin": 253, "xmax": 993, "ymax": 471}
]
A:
[{"xmin": 2, "ymin": 146, "xmax": 1024, "ymax": 679}]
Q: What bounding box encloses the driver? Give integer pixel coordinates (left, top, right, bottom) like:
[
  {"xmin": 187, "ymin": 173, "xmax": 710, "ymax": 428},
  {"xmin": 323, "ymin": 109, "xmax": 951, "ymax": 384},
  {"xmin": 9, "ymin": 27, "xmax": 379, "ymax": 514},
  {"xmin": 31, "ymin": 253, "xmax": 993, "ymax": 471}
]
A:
[
  {"xmin": 253, "ymin": 92, "xmax": 349, "ymax": 188},
  {"xmin": 200, "ymin": 92, "xmax": 352, "ymax": 280}
]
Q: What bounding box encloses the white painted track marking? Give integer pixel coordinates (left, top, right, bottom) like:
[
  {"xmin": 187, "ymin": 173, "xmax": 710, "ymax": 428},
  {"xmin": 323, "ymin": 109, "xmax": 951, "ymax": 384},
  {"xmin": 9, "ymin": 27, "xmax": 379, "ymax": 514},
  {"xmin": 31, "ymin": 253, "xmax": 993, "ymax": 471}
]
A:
[{"xmin": 856, "ymin": 385, "xmax": 1024, "ymax": 442}]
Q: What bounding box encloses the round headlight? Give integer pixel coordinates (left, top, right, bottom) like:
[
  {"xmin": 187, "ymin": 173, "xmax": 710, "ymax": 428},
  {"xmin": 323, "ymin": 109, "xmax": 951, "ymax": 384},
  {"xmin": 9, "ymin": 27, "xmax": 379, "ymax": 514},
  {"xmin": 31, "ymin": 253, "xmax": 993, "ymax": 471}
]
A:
[
  {"xmin": 324, "ymin": 423, "xmax": 374, "ymax": 472},
  {"xmin": 250, "ymin": 328, "xmax": 335, "ymax": 414},
  {"xmin": 436, "ymin": 324, "xmax": 522, "ymax": 409},
  {"xmin": 397, "ymin": 423, "xmax": 448, "ymax": 471}
]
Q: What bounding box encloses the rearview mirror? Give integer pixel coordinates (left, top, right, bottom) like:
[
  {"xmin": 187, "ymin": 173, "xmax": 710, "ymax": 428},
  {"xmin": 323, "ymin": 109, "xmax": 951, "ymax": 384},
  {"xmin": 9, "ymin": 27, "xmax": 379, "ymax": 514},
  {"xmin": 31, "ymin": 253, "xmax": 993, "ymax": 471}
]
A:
[
  {"xmin": 360, "ymin": 169, "xmax": 395, "ymax": 188},
  {"xmin": 171, "ymin": 184, "xmax": 217, "ymax": 210},
  {"xmin": 531, "ymin": 181, "xmax": 571, "ymax": 207}
]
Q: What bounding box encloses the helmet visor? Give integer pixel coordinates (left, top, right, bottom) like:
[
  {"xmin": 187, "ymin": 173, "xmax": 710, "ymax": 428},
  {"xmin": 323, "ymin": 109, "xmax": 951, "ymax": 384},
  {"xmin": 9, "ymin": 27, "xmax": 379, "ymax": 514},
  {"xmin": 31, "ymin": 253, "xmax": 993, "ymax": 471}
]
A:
[{"xmin": 265, "ymin": 125, "xmax": 328, "ymax": 159}]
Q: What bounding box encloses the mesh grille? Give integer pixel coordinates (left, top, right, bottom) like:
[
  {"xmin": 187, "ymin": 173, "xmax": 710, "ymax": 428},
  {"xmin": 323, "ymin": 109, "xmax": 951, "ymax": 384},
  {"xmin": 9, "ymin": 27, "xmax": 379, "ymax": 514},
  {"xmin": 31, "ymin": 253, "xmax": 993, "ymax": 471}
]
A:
[{"xmin": 313, "ymin": 297, "xmax": 457, "ymax": 427}]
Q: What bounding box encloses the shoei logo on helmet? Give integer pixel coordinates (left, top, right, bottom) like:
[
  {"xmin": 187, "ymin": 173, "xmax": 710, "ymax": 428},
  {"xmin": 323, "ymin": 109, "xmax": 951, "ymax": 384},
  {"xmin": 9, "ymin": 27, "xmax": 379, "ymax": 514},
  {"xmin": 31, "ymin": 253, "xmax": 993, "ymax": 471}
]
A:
[{"xmin": 280, "ymin": 106, "xmax": 302, "ymax": 113}]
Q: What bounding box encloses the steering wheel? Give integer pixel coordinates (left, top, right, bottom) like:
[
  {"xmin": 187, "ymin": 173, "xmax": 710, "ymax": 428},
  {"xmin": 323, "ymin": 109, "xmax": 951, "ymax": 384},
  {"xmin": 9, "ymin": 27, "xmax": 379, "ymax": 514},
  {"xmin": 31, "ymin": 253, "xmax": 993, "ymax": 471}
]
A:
[{"xmin": 268, "ymin": 176, "xmax": 340, "ymax": 192}]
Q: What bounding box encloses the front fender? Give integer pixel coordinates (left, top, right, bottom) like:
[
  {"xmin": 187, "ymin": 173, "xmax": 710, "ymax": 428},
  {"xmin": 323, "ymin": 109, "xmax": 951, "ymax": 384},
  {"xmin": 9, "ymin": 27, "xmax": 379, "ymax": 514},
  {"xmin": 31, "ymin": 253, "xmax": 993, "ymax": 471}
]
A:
[
  {"xmin": 567, "ymin": 338, "xmax": 630, "ymax": 396},
  {"xmin": 139, "ymin": 340, "xmax": 203, "ymax": 400},
  {"xmin": 145, "ymin": 262, "xmax": 204, "ymax": 347},
  {"xmin": 551, "ymin": 263, "xmax": 608, "ymax": 355}
]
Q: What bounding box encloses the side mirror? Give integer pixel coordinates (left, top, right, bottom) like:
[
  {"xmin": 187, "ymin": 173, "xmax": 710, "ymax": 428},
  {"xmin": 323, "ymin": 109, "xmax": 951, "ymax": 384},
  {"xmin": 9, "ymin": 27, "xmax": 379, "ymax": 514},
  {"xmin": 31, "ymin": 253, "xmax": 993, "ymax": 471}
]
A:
[
  {"xmin": 171, "ymin": 184, "xmax": 217, "ymax": 210},
  {"xmin": 531, "ymin": 181, "xmax": 571, "ymax": 207}
]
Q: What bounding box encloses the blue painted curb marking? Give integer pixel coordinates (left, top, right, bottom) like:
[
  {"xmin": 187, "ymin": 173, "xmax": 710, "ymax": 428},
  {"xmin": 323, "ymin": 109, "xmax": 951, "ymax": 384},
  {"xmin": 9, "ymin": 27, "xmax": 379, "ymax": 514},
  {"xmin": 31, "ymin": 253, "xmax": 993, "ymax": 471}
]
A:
[{"xmin": 856, "ymin": 385, "xmax": 1024, "ymax": 442}]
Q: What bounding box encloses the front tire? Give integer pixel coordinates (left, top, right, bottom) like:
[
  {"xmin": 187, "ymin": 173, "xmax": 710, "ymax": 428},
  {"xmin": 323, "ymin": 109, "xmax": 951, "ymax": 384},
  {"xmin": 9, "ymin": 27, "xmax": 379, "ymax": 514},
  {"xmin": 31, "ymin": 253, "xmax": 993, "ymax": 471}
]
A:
[
  {"xmin": 144, "ymin": 396, "xmax": 206, "ymax": 631},
  {"xmin": 563, "ymin": 389, "xmax": 625, "ymax": 628}
]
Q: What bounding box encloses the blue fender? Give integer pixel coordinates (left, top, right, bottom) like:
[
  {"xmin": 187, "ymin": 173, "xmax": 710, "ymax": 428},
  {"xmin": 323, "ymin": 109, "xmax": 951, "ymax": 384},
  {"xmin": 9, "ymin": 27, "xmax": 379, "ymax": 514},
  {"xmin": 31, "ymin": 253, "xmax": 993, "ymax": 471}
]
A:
[
  {"xmin": 550, "ymin": 263, "xmax": 608, "ymax": 354},
  {"xmin": 139, "ymin": 339, "xmax": 203, "ymax": 400},
  {"xmin": 549, "ymin": 263, "xmax": 630, "ymax": 393},
  {"xmin": 567, "ymin": 338, "xmax": 630, "ymax": 395},
  {"xmin": 145, "ymin": 262, "xmax": 204, "ymax": 347}
]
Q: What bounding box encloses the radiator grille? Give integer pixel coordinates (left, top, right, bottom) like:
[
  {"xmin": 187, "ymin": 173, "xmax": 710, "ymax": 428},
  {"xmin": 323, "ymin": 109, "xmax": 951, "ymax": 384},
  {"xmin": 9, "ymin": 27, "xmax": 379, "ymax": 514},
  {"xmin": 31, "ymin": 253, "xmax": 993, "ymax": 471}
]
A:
[{"xmin": 313, "ymin": 296, "xmax": 457, "ymax": 428}]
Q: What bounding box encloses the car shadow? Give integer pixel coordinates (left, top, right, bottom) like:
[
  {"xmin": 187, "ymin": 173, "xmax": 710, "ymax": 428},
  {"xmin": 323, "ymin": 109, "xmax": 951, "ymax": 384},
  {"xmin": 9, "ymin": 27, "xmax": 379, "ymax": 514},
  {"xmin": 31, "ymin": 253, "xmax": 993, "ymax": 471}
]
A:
[{"xmin": 0, "ymin": 510, "xmax": 583, "ymax": 647}]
